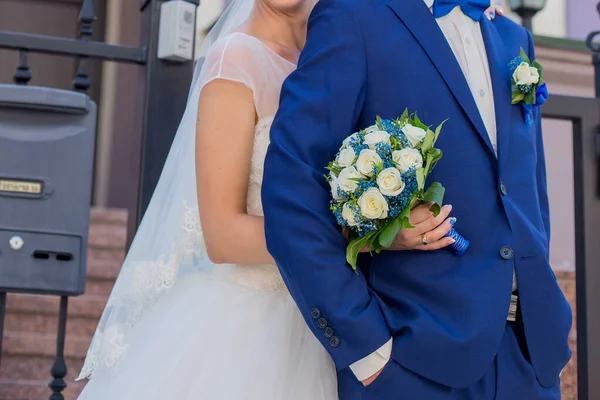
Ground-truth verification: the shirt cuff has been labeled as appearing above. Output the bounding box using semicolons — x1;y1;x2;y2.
348;338;393;381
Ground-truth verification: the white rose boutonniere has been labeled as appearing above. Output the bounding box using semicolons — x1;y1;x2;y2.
510;48;548;124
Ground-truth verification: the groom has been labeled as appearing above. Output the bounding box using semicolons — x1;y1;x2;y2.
262;0;572;398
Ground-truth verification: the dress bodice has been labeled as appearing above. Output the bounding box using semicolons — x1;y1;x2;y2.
246;117;273;217
227;116;288;291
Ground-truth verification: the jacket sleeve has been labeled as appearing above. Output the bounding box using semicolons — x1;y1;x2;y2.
261;0;391;371
527;31;551;254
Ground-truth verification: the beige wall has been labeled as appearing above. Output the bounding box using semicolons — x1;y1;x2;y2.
498;0;567;37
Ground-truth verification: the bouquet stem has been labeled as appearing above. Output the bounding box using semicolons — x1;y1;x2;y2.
445;228;469;256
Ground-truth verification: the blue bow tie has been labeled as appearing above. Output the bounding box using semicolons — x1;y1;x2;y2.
432;0;489;21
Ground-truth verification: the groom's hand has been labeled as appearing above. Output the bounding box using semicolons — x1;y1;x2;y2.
361;363;387;387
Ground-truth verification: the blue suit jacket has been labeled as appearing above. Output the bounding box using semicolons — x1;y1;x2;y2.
262;0;572;389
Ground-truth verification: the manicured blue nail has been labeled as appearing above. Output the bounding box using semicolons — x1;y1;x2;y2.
450;217;457;226
489;11;495;18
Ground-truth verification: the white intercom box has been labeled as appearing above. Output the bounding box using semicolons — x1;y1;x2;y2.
157;0;198;62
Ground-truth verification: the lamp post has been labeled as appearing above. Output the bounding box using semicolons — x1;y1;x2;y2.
508;0;547;31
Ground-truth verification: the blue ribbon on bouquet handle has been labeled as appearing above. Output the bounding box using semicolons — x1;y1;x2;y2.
444;228;470;256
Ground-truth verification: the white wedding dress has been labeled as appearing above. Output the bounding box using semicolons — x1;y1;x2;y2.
77;32;338;399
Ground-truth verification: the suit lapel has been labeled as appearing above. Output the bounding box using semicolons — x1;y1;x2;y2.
387;0;495;156
480;18;512;172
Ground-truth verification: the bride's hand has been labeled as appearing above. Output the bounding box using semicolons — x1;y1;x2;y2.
388;203;455;251
484;4;504;20
355;203;455;253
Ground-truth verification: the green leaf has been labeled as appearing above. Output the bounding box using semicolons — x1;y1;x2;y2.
423;182;445;215
400;108;409;121
523;90;535;105
423;148;442;177
399;205;414;228
409;193;422;210
433;119;447;145
532;60;545;87
378;218;402;248
512;92;525;104
416;167;425;190
411;114;430;132
346;235;370;272
420;129;435;153
520;47;530;64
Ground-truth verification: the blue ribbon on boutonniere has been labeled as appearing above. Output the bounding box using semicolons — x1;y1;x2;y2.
522;83;548;125
509;48;547;125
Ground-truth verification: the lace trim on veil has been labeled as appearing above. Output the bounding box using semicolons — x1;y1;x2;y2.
77;201;203;380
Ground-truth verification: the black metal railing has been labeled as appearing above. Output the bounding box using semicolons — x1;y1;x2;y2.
0;1;147;93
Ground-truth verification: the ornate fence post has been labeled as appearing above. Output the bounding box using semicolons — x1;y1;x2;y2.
73;0;96;92
13;50;32;85
585;2;600;197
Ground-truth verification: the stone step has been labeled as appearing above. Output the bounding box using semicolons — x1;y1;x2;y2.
3;312;99;338
0;355;84;385
88;220;127;251
4;293;108;320
2;331;91;359
89;208;128;226
0;378;87;400
86;248;124;283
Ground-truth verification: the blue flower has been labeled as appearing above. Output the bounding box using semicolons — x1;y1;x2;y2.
375;142;393;160
509;56;527;74
517;84;532;94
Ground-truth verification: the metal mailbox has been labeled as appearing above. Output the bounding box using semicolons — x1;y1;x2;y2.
0;84;96;295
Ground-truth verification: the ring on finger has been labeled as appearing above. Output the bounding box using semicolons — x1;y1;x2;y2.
421;233;428;245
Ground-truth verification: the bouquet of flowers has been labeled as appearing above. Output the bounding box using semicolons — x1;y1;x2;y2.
326;110;469;270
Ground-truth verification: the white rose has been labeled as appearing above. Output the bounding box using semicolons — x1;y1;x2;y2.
337;166;362;192
358;187;389;220
342;203;359;227
392;148;423;173
364;130;391;149
402;124;427;147
513;62;540;86
328;173;342;201
356;149;382;177
364;125;380;135
336;147;356;167
376;168;406;197
342;133;361;148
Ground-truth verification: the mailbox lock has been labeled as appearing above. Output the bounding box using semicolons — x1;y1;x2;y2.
9;236;24;251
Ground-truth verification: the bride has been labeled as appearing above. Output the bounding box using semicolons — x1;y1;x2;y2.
76;0;502;397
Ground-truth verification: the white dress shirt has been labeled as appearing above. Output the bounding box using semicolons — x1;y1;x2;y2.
349;1;517;382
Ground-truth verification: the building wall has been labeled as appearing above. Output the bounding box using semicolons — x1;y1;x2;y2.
498;0;566;37
567;0;600;41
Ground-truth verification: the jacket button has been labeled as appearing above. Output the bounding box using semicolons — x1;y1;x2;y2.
317;317;328;329
329;336;341;348
500;246;514;260
324;327;334;338
499;181;508;196
311;308;321;319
